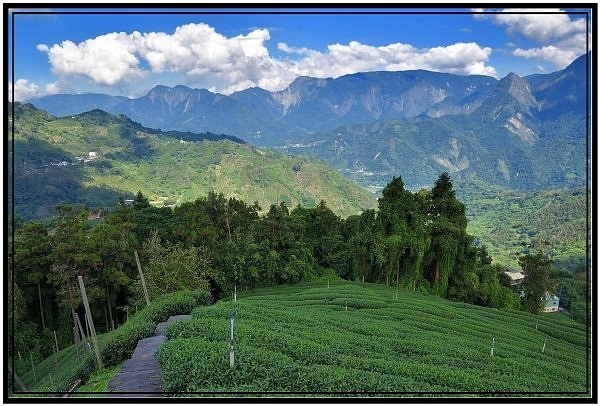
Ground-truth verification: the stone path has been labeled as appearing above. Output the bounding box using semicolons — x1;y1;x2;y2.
106;314;192;397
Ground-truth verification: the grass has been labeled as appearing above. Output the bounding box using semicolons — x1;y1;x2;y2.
8;290;211;398
74;366;121;395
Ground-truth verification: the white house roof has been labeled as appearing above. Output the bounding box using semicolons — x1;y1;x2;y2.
506;271;525;281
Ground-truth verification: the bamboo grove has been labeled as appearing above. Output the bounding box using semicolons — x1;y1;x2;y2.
10;172;552;362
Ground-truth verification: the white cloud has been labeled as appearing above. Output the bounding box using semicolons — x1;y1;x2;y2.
493;9;584;42
36;22;497;96
9;79;64;102
483;9;589;69
9;79;41;101
41;32;146;85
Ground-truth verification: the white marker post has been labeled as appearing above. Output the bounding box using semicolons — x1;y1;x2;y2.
542;338;547;353
229;311;236;368
490;337;495;356
345;300;348;312
234;284;237;302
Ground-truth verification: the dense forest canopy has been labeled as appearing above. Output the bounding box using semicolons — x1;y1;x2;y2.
9;173;587;365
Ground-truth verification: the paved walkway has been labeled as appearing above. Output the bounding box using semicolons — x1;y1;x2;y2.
106;314;192;397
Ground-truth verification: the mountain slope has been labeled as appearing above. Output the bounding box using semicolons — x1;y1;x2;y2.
280;54;588;191
9;103;376;221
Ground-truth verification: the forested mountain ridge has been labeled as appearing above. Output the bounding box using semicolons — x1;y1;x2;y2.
31;53;590;191
8;103;376;221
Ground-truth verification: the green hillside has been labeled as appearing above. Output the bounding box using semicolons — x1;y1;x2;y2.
158;280;589;396
9;103;376;220
458;180;588;271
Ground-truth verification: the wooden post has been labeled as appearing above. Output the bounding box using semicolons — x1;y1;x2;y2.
134;251;151;306
77;276;103;369
7;364;28;392
84;312;91;338
37;282;46;330
73;327;80;359
73;311;88;350
53;330;59;353
30;353;37;383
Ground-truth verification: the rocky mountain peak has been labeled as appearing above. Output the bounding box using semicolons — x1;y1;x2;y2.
497;73;538;109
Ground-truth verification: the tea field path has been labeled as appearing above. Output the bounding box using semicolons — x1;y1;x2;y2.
106;314;191;397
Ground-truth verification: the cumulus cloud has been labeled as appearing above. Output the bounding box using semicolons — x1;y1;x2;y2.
287;41;496;78
9;79;63;102
41;32;146;85
35;22;498;96
9;79;40;101
481;9;589;69
493;9;585;42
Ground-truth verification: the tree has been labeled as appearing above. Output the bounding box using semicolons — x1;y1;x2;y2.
425;172;469;297
291;201;344;271
519;249;553;313
135;232;211;303
13;222;52;330
345;210;383;283
87;221;138;331
377;176;414;286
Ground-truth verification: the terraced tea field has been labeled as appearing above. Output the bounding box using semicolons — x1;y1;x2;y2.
157;280;590;397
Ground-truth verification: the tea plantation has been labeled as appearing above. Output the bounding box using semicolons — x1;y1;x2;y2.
157;280;590;397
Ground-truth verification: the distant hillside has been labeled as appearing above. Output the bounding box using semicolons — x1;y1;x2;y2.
9;103;376;221
458;180;587;271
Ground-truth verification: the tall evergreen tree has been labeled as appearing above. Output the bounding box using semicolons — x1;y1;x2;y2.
426;172;469;297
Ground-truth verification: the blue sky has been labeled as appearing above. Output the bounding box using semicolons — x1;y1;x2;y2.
7;6;592;101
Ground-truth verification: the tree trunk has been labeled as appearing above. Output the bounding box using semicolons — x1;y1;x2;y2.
37;281;46;330
103;304;109;332
106;285;114;331
434;255;441;285
225;215;232;242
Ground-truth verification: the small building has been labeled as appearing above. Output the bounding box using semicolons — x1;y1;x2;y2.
505;268;525;286
543;293;560;312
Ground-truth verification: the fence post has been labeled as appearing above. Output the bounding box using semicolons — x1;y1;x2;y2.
77;276;103;369
134;251;151;306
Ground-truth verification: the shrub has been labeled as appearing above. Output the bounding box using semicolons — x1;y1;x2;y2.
101;290;212;367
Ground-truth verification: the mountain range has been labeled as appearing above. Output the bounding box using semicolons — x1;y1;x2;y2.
9;103;376;221
31;53;590;191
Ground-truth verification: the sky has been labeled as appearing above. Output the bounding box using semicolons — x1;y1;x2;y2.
7;6;593;102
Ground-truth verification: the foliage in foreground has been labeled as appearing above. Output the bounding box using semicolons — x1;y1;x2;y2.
157;281;589;396
10;290;211;395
